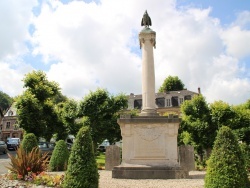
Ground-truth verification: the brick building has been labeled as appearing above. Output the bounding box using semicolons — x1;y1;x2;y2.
0;103;23;142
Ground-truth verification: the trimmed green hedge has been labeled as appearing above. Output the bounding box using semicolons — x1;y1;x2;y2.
49;140;69;171
21;133;38;153
63;126;99;188
205;126;249;188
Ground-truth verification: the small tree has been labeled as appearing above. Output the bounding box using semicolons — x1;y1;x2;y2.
49;140;69;171
158;75;185;92
205;126;249;188
63;126;99;188
21;133;38;153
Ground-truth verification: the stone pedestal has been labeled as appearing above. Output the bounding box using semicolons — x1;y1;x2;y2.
112;115;188;179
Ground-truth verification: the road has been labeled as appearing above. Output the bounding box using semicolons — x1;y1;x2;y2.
0;150;16;175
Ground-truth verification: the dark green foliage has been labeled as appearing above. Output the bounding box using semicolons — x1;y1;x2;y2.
63;126;99;188
16;70;67;141
240;142;250;172
21;133;38;153
78;89;127;148
49;140;69;171
205;126;249;188
0;90;13;111
158;75;185;92
180;95;214;161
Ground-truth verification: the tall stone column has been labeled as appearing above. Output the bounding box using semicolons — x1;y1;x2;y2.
139;28;158;116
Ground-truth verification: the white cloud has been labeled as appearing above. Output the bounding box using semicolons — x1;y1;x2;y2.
0;0;249;105
0;0;37;96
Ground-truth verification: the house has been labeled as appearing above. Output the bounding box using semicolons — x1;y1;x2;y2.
0;103;23;142
0;107;3;132
127;88;200;115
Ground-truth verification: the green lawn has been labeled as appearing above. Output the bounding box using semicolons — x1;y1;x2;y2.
96;152;105;169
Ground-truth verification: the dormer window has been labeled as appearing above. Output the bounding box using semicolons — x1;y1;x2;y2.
8;110;13;116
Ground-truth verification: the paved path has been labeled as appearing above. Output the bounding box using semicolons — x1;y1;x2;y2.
0;150;15;175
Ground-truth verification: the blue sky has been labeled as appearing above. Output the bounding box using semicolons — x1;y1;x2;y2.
0;0;249;105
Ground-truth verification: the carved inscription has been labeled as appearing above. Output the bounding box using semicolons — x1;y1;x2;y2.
134;124;165;141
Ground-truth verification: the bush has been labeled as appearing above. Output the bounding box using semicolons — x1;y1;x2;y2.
240;142;250;173
63;126;99;188
21;133;38;153
205;126;249;188
7;147;49;180
49;140;69;171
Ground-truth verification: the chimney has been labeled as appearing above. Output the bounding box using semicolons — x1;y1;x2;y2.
198;87;201;94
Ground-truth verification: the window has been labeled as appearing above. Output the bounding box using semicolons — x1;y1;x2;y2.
134;99;142;109
184;95;191;100
166;99;171;107
8;111;13;116
6;122;10;129
179;98;184;105
156;98;165;107
171;96;179;107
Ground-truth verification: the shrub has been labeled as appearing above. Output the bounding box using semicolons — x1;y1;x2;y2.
205;126;249;188
49;140;69;171
240;142;250;172
63;126;99;188
7;146;49;180
21;133;38;153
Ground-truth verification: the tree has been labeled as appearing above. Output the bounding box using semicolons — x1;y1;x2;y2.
210;100;236;130
0;91;13;111
56;99;82;136
78;89;127;148
232;103;250;144
180;95;215;161
205;126;249;188
63;126;99;188
210;100;250;145
16;70;66;141
158;75;185;92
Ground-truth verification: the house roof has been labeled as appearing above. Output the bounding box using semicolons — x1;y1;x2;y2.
129;89;199;100
4;102;18;117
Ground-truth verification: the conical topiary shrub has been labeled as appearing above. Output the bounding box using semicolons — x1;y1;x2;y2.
205;126;249;188
21;133;38;153
49;140;69;171
63;126;99;188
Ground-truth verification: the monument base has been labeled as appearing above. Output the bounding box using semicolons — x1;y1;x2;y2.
112;164;188;179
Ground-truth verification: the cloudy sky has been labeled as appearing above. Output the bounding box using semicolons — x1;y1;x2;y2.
0;0;250;105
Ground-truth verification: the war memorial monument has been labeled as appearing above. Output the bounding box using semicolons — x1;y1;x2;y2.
112;11;188;179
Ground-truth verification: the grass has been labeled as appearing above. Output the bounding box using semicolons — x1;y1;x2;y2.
96;152;105;170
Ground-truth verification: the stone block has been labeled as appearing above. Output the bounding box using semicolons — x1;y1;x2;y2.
178;145;195;171
105;145;121;171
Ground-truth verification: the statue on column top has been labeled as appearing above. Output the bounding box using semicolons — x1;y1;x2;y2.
141;10;152;27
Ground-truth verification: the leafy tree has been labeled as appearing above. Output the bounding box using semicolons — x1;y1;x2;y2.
158;75;185;92
180;95;214;161
205;126;249;188
0;91;13;111
78;89;127;148
56;99;82;136
210;100;236;129
232;104;250;144
49;140;69;171
16;70;66;141
63;126;99;188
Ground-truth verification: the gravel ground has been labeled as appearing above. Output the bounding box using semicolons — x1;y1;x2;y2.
0;170;205;188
